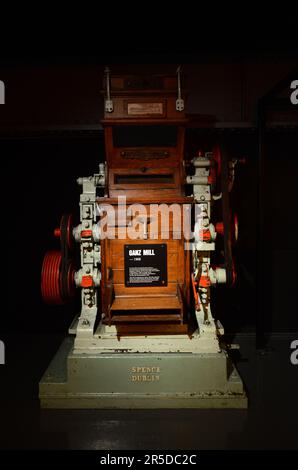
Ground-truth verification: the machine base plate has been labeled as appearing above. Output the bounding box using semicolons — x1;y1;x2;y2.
39;337;247;409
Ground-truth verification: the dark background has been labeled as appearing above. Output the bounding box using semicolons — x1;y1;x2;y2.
0;17;297;449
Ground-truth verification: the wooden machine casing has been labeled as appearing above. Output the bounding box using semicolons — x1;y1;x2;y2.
98;74;193;334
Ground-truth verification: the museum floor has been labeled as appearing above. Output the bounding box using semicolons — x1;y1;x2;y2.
0;332;297;450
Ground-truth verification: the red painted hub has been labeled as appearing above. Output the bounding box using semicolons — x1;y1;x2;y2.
53;214;74;250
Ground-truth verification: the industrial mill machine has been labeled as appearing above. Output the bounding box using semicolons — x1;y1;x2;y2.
39;68;247;408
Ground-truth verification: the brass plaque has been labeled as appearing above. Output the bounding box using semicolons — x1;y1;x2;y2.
127;102;163;116
120;150;169;160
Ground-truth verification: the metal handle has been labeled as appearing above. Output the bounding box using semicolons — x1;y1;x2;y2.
176;65;184;111
104;66;113;113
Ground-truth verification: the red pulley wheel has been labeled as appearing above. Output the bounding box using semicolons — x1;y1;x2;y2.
66;260;76;300
232;256;237;286
233;213;238;244
215;212;239;245
41;251;64;305
212;144;222;181
64;214;74;251
54;214;74;251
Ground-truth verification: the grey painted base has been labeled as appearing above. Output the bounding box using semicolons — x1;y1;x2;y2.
39;337;247;409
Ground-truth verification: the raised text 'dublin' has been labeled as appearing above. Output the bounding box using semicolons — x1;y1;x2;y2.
131;366;161;382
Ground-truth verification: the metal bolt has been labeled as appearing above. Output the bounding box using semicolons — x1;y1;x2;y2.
84;221;90;228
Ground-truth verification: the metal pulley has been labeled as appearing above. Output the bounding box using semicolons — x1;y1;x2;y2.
215;212;238;245
218;145;237;286
54;214;74;251
41;214;76;305
41;251;75;304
